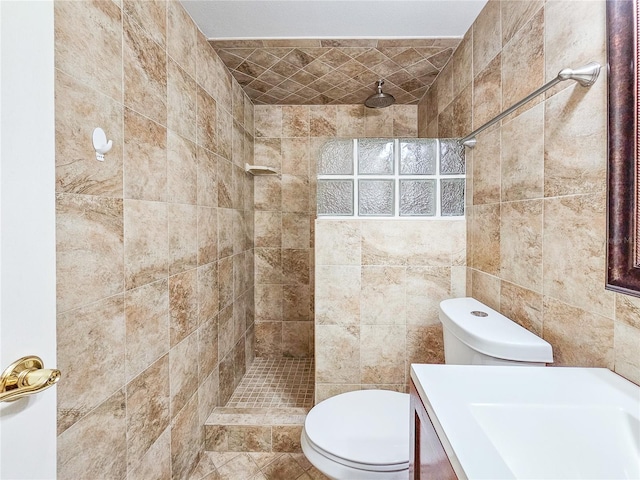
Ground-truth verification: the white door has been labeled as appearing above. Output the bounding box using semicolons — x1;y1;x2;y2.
0;1;57;478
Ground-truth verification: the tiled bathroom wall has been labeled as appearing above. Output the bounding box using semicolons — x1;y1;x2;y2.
314;219;466;402
54;1;255;478
419;0;639;385
252;104;418;357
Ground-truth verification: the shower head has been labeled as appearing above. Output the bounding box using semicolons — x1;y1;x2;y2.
364;80;395;109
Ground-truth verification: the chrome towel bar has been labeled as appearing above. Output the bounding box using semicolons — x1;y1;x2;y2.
459;62;601;148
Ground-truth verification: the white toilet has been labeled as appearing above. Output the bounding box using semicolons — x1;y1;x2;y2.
301;297;553;480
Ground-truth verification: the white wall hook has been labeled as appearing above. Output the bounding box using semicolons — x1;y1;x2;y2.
92;127;112;161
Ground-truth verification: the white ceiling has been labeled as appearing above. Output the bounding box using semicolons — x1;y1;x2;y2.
181;0;489;39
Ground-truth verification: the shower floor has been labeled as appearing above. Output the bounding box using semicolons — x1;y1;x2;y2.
204;358;314;454
226;357;314;408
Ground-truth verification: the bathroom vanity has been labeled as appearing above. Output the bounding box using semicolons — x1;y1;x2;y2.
410;364;640;480
409;380;457;479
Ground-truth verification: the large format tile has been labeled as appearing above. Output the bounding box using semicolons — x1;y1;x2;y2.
126;355;170;470
500;200;543;292
124;199;168;290
57;295;125;434
55;72;123;197
542;194;614;318
125;279;169;381
55;0;122;101
543;297;614;368
123;14;167;126
360;266;406;325
56;193;124;313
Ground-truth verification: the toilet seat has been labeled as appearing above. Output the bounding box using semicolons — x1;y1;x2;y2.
303;390;410;473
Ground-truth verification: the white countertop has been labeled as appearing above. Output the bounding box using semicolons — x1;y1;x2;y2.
410;364;640;480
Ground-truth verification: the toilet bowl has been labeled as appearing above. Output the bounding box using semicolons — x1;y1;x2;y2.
301;390;410;480
303;297;553;479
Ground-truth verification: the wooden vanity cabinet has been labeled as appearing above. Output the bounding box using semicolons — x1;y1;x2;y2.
409;380;458;480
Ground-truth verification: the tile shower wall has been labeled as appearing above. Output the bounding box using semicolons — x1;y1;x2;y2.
314;219;466;402
253;104;418;358
419;0;640;385
55;1;255;478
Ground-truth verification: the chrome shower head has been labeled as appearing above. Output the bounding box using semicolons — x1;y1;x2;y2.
364;79;395;109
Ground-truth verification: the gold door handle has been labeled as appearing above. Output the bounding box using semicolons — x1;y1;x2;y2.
0;356;61;403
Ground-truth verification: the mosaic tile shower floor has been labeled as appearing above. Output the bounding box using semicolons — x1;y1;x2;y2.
225;358;314;408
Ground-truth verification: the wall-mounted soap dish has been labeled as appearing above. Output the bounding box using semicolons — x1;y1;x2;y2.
245;163;278;175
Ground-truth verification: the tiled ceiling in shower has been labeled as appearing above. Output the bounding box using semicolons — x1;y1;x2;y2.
209;38;461;105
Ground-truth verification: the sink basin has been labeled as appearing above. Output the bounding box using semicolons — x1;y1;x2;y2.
470;404;639;479
411;365;640;480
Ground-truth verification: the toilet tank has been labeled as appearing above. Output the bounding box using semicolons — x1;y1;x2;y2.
439;297;553;366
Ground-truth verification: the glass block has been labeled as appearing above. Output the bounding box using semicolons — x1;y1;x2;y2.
317;180;354;216
358;139;394;175
440;139;465;174
317;139;354;175
399;180;437;216
441;179;465;216
358;180;394;216
400;139;436;175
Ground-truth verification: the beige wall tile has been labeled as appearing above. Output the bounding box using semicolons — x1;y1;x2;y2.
501;103;544;201
283;106;309;137
58;389;127;480
315;325;360;383
500;281;543;336
502;8;544;116
170;393;201;479
128;428;171;480
392;105;418;138
273;425;303;453
310;106;337;137
255;106;282;138
471;204;500;275
471;269;501;311
198;262;219;323
406;267;451;326
282;138;310;176
124;200;168;289
167;58;197;142
472;126;501;204
168;203;198;275
169;269;199;346
55;0;123;102
544;0;606;85
406;324;445;366
125;280;169;381
543;194;614;318
55;72;124;197
360;325;406;385
364;108;393;137
282;322;312;357
473;54;502;131
197;86;218;153
168;133;198;205
614;321;640;385
336;105;365;137
315;265;360;326
123;14;167;125
315;220;361;265
500;200;543;292
167;0;196;78
56;194;124;313
543;297;614;368
256;284;283;322
501;0;543;47
169;331;200;419
255;321;283;357
473;0;501;73
361;266;406;325
124;108;167;201
615;294;640;330
57;295;125;434
123;0;166;48
544;79;607;197
126;355;170;470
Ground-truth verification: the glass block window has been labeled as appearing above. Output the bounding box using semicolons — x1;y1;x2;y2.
317;138;465;218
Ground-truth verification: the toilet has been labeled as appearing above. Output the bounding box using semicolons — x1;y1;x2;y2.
301;297;553;480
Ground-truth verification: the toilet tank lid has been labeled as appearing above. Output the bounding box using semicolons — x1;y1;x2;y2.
439;297;553;363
